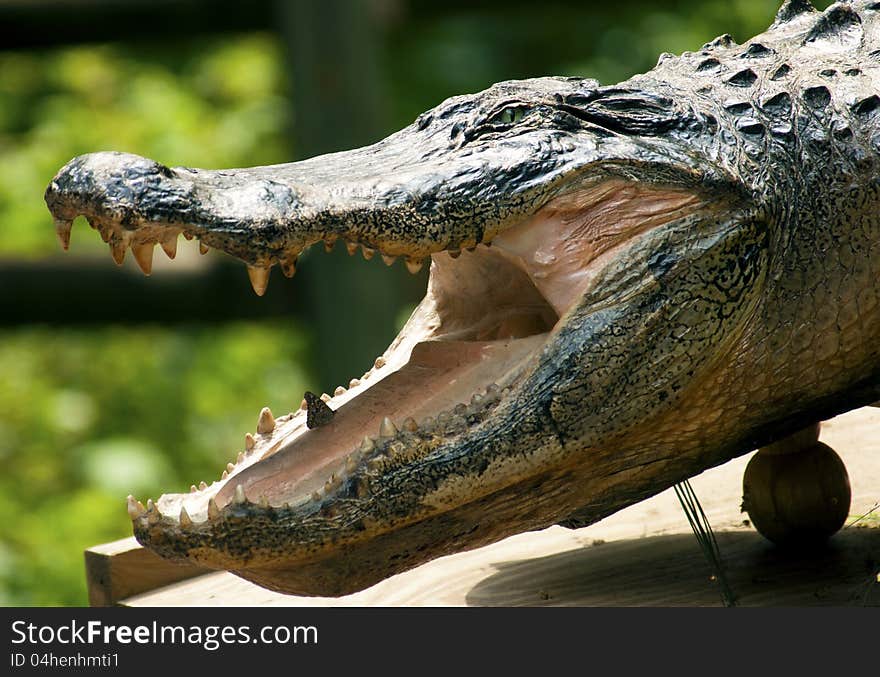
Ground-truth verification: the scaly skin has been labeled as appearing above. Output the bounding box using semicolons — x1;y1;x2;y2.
45;1;880;596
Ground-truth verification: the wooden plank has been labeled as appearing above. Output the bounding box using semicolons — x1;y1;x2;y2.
92;406;880;607
84;536;211;607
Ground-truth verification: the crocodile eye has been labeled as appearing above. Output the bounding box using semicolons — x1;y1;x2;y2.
496;106;528;124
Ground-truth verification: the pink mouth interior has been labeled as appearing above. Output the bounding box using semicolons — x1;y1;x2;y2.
156;178;705;521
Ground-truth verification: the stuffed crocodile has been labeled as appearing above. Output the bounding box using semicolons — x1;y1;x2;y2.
44;0;880;596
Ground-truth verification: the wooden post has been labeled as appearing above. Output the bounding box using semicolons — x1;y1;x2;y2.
84;537;210;606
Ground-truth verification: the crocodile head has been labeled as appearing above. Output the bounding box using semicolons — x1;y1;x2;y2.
44;3;880;595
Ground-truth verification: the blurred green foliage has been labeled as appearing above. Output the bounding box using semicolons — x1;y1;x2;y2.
0;323;309;605
0;34;289;257
0;0;835;605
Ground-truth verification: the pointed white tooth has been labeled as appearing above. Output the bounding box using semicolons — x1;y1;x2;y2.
226;462;235;473
245;433;255;451
199;481;207;491
54;217;73;250
334;386;346;396
234;484;246;504
259;494;269;509
160;233;178;259
300;398;308;410
381;253;396;266
320;393;331;403
405;258;423;274
126;495;145;519
257;406;276;434
361;246;375;260
349;378;360;388
179;506;193;528
360;436;375;452
403;417;418;432
246;265;271;296
146;499;160;523
109;238;126;265
131;243;154;275
199;241;209;255
379;416;398;438
237;451;245;464
345;242;358;256
190;484;198;493
208;497;220;520
311;491;321;503
374;356;386;369
221;469;228;480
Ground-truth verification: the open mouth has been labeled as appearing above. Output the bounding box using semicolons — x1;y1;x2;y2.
48;172;702;526
46;150;709;592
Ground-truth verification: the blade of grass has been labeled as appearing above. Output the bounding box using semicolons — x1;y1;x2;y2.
674;479;736;607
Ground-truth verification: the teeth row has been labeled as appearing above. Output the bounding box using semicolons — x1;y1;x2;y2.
55;215;479;299
129;380;507;528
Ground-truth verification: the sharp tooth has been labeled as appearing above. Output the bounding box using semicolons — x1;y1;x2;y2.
246;265;271;296
360;436;375;452
346;242;358;256
126;495;145;519
190;484;198;493
199;241;209;255
160;233;178;259
280;257;297;278
374;356;386;369
403;417;418;432
299;398;308;411
146;499;160;523
361;246;375;260
259;495;269;509
245;433;255;451
221;470;228;480
199;481;207;491
334;386;346;396
54;217;73;250
234;484;246;504
379;416;398;438
208;497;220;520
179;506;193;528
257;406;276;434
311;491;321;503
349;378;360;388
226;462;235;473
381;253;396;266
448;249;461;259
236;451;245;463
131;243;154;275
405;258;423;274
109;238;126;265
345;455;357;472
